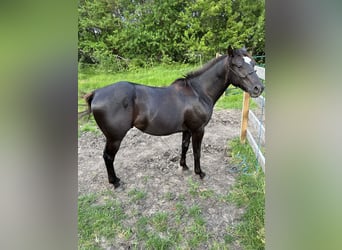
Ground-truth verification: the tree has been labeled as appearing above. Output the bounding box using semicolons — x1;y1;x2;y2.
179;0;265;60
78;0;265;70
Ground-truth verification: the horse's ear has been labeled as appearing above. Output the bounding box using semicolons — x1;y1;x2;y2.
241;46;248;53
227;45;234;57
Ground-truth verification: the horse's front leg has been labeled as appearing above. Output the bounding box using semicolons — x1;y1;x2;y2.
192;128;206;179
180;130;191;170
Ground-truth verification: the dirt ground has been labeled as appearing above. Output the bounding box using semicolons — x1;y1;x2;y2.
78;109;245;249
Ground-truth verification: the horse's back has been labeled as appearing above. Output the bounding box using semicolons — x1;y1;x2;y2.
91;81;135;109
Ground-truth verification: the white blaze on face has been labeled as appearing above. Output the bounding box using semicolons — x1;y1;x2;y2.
243;56;252;65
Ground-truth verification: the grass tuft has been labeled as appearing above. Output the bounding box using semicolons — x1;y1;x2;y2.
128;188;147;203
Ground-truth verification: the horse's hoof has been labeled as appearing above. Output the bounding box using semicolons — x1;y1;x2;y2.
114;181;126;191
113;182;121;189
111;178;121;189
199;172;206;179
182;165;189;171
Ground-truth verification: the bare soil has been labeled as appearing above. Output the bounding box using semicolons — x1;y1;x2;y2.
78;109;245;249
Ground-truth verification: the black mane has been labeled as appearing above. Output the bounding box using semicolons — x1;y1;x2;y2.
171;55;227;85
185;55;227;79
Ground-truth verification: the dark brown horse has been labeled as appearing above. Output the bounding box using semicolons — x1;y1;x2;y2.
82;46;264;188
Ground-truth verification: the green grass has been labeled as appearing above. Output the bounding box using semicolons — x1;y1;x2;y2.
226;138;265;249
78;63;194;93
217;86;258;110
78;194;127;249
187;178;216;199
128;188;147;202
78;191;214;249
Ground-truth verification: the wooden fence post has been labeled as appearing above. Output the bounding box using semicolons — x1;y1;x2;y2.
240;92;250;143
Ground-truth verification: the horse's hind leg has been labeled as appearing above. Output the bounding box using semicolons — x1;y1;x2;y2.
103;139;122;188
192;128;206;179
180;130;191;170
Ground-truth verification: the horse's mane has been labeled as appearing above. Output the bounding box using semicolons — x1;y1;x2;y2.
171;55;227;85
185;55;227;79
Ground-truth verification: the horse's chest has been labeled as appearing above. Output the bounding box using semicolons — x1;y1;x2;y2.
184;103;213;130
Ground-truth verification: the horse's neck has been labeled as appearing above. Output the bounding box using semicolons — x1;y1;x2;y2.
192;59;230;104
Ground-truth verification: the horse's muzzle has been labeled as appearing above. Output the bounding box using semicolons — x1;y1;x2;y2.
251;84;264;97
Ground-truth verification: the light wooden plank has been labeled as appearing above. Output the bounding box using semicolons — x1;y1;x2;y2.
240;92;250;143
246;130;265;172
241;64;265;171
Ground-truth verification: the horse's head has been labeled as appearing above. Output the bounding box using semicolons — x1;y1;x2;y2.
227;46;264;97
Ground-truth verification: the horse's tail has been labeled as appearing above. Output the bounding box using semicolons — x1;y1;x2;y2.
78;91;94;119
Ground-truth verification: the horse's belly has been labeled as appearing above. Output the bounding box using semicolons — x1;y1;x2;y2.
134;112;184;136
142;124;184;136
133;88;187;135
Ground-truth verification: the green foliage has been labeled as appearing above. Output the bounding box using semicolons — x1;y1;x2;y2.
181;0;265;61
78;0;265;71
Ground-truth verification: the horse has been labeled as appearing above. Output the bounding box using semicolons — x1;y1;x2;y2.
81;46;264;188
